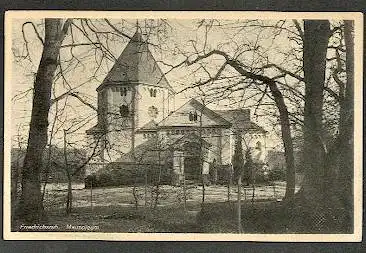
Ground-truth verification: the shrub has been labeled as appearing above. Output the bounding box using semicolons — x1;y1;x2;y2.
268;166;286;181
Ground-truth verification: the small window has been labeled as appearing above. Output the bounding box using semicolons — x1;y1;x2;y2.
256;141;262;149
189;111;198;121
119;105;129;117
148;106;159;118
120;87;127;96
149;88;157;97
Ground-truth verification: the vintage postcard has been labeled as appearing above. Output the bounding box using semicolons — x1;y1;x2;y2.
3;11;363;241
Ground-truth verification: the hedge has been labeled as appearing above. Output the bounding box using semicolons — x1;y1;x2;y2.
85;162;172;188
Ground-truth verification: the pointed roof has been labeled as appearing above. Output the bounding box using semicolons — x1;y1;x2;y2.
97;30;174;92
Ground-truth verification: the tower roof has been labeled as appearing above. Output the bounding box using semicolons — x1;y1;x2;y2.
97;30;174;92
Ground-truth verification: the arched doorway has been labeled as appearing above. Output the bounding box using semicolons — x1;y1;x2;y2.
170;133;211;185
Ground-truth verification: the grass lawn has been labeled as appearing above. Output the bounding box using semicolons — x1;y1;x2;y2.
13;181;301;233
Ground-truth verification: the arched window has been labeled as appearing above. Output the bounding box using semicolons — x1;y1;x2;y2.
119;105;129;117
149;88;157;97
256;141;262;150
189;111;198;121
120;87;128;96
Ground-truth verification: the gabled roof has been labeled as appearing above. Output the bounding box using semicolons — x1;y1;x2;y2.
136;120;158;132
157;98;231;128
214;109;250;123
214;109;267;133
97;30;174;92
189;99;232;126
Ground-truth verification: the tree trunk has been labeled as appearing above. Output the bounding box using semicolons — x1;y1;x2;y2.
337;20;354;231
268;83;296;200
18;19;68;223
220;58;297;201
302;20;330;200
66;170;72;214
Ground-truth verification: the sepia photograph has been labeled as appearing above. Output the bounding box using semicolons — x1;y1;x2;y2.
3;11;363;241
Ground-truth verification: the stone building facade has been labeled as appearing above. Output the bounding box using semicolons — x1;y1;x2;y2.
86;30;268;184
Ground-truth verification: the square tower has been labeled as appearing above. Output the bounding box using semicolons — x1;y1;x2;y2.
86;30;175;162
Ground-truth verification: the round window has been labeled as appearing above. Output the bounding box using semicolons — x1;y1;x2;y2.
148;106;159;118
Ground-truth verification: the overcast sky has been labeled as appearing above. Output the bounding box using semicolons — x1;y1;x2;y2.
10;18;307;149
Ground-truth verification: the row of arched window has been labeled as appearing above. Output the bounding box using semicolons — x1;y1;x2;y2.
143;133;157;139
111;86;159;98
149;88;157;97
165;128;220;136
111;86;129;96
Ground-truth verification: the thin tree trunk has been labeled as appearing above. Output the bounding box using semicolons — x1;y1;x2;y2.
144;168;148;208
154;151;162;209
12;143;22;204
66;171;72;214
63;130;72;215
202;178;205;203
237;175;242;233
18;19;70;223
183;173;187;212
219;57;297;201
267;83;295;200
227;173;231;202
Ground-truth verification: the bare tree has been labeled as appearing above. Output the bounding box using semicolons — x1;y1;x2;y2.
301;20;331;200
14;18;168;223
166;20;297;200
295;19;354;232
18;19;72;223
